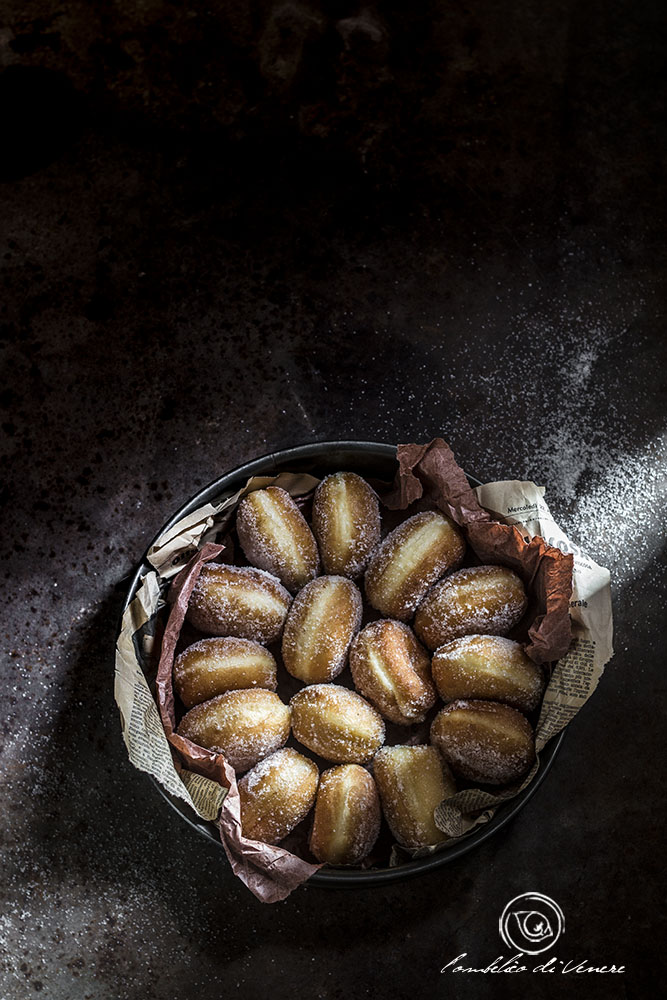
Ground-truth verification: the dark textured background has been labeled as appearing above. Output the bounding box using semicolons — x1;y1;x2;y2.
1;2;666;997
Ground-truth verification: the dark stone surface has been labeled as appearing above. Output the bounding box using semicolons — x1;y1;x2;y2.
1;2;665;997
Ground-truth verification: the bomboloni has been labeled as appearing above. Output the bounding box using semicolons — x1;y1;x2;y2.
430;699;535;785
349;619;436;725
290;684;385;764
364;511;466;621
309;764;381;865
414;564;527;650
282;575;363;684
373;745;456;848
173;636;277;708
238;748;319;845
312;471;381;578
186;563;291;644
236;486;320;592
176;688;290;771
431;634;544;713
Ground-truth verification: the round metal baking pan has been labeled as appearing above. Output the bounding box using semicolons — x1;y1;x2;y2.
121;440;564;888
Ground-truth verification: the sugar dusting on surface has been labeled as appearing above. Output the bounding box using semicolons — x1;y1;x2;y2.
312;472;381;578
282;576;362;682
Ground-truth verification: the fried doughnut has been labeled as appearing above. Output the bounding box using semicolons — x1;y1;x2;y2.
176;689;290;771
373;745;456;848
309;764;381;865
364;511;466;621
312;472;381;578
430;699;535;785
185;563;291;643
236;486;320;592
173;637;277;708
290;684;385;763
414;564;528;651
238;748;319;845
431;635;544;713
349;619;436;725
282;576;363;684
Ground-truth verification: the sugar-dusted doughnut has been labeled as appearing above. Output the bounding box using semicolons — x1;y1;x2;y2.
430;699;535;785
290;684;385;764
349;619;436;725
431;634;544;713
173;637;277;708
282;575;363;684
311;471;381;578
364;511;466;621
176;689;290;771
185;563;291;643
238;748;319;845
236;486;320;592
309;764;381;865
414;564;527;651
373;745;456;848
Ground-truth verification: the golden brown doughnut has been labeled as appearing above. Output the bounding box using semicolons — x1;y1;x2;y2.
431;634;544;713
373;745;456;848
311;471;381;578
238;748;319;845
173;636;277;708
186;563;291;643
364;511;466;621
290;684;385;764
236;486;320;592
430;699;535;785
176;689;290;771
414;564;527;651
282;575;363;684
309;764;381;865
349;619;436;725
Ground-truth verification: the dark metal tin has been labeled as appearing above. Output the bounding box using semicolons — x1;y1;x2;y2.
121;440;564;888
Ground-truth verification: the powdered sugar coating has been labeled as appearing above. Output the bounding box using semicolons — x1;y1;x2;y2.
349;619;436;725
173;636;277;708
238;748;319;845
364;511;466;621
185;563;292;643
290;684;385;763
432;634;544;712
236;486;320;593
414;564;528;651
176;688;290;771
373;745;456;847
312;472;381;578
282;575;363;683
430;699;535;785
309;765;381;865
